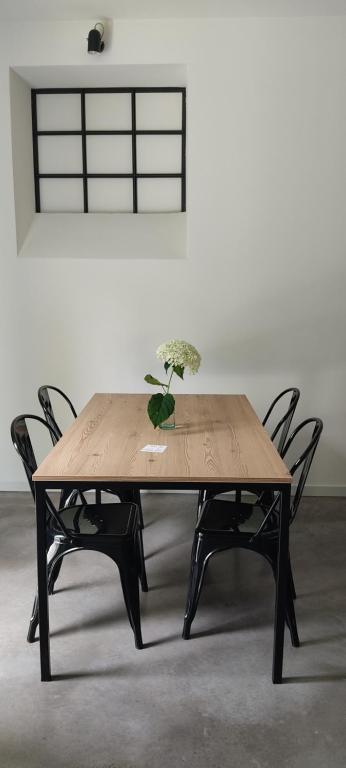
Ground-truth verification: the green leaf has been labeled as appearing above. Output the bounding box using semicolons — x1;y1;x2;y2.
164;362;171;373
144;374;165;387
173;365;184;379
147;393;175;428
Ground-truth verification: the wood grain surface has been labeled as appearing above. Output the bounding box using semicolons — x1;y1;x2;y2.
33;393;292;484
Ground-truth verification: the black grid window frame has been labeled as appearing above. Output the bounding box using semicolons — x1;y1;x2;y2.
31;87;186;214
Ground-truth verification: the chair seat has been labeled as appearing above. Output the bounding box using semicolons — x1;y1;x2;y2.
199;499;255;532
51;502;138;540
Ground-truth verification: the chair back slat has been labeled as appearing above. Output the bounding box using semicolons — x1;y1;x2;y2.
263;388;300;454
38;385;77;444
282;418;323;522
10;414;70;537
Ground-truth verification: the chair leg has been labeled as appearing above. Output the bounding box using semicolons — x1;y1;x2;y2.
48;556;63;595
27;537;64;642
137;528;148;592
134;490;144;529
286;587;300;647
268;552;299;647
196;491;217;522
27;594;39;643
196;490;205;521
258;489;275;509
288;559;297;600
95;489;102;505
183;535;210;639
197;490;204;507
47;537;68;594
59;487;71;508
27;537;71;642
118;561;143;650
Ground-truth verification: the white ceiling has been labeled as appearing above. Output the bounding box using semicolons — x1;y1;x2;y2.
2;0;346;22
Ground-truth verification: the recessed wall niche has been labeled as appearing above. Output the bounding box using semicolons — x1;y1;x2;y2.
10;65;187;259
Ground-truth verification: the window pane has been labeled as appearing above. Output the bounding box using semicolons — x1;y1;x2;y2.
85;93;132;130
137;179;181;212
88;179;133;212
36;94;81;131
40;179;83;212
38;135;82;174
86;135;132;173
136;135;181;174
136;92;182;130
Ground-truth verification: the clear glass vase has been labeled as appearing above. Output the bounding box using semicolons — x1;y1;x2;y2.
159;411;176;430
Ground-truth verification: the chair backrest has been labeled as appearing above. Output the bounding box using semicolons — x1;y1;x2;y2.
262;388;300;455
282;417;323;522
38;385;77;445
10;414;60;519
11;414;72;537
253;417;323;540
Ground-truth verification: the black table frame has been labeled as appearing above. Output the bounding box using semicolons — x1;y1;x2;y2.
34;479;291;683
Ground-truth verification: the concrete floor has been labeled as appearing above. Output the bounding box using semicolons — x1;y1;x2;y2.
1;491;346;768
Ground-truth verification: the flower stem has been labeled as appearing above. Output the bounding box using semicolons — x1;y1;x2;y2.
166;367;174;394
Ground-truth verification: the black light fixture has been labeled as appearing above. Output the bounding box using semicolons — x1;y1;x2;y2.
87;23;105;54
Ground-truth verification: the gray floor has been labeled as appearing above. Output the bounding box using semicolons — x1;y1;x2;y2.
1;492;346;768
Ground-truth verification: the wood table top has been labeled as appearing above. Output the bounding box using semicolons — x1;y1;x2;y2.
33;393;292;485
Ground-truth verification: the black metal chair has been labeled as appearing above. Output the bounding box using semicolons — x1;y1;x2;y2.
38;385;144;527
11;414;148;651
183;418;323;648
197;387;300;516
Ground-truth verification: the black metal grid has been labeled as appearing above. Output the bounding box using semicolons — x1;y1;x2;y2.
31;87;186;214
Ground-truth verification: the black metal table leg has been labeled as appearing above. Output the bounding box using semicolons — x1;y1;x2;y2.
272;484;291;684
36;482;51;681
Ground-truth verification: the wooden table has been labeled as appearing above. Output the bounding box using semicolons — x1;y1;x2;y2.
33;393;292;683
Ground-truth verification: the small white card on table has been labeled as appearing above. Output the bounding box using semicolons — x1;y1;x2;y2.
140;444;167;453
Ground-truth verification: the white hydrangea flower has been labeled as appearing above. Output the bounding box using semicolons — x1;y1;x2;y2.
156;340;201;374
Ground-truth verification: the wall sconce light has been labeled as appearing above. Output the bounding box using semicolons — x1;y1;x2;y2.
87;23;105;54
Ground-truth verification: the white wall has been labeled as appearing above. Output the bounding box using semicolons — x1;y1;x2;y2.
9;70;35;252
1;17;346;492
